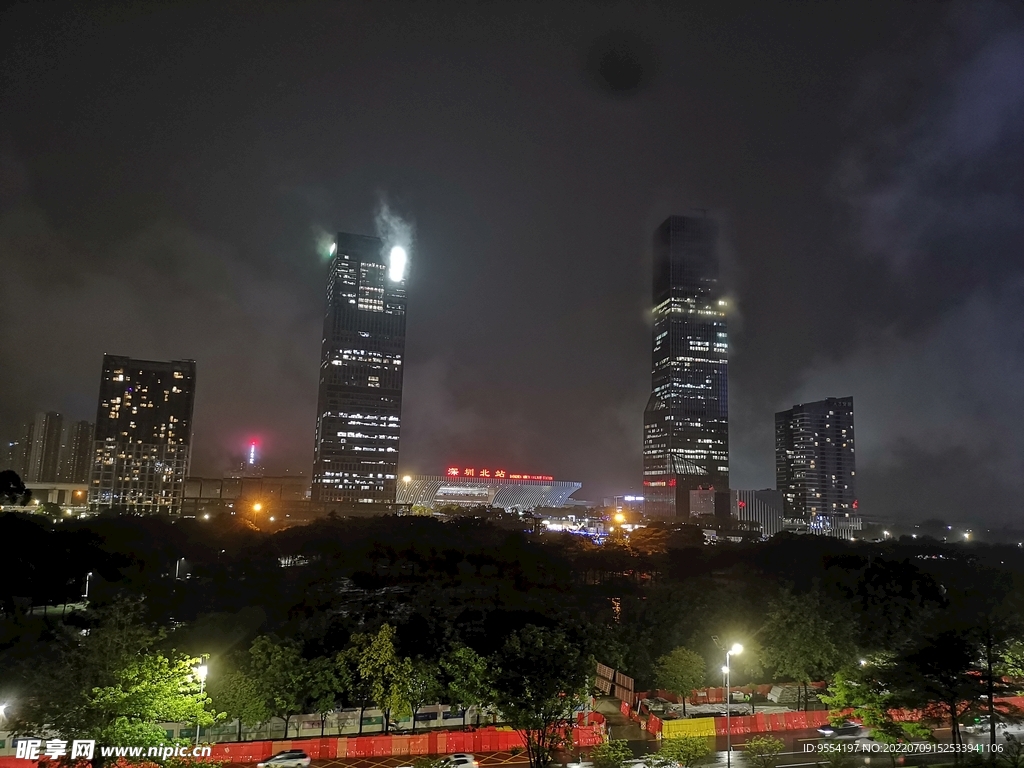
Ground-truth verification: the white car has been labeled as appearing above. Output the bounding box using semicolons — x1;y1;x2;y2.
257;750;311;768
441;754;479;768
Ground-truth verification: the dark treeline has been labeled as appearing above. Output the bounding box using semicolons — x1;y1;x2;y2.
3;510;1024;696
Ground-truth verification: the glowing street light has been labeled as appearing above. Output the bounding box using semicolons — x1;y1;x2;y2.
329;242;337;256
252;503;262;512
194;664;208;746
0;703;8;720
614;513;626;523
724;643;743;768
402;475;412;483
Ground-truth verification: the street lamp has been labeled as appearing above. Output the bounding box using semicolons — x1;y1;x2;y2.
194;664;208;746
724;643;743;768
83;572;93;600
252;503;262;512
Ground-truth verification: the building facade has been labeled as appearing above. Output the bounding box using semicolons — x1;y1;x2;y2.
775;396;856;517
89;355;197;513
643;215;729;518
64;420;95;483
397;473;582;511
312;232;407;507
17;411;65;483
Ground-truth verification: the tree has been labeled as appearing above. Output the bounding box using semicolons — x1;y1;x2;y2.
8;598;216;756
658;736;711;768
356;623;412;733
0;470;30;505
654;647;705;715
248;636;307;739
487;625;593;768
306;656;348;736
440;644;490;728
209;669;268;741
820;666;930;767
743;736;785;768
590;740;633;768
406;659;442;733
760;589;849;710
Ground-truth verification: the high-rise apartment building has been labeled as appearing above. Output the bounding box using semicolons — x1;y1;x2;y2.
65;420;95;484
775;397;856;517
89;355;196;513
311;232;407;506
643;215;729;518
18;411;64;483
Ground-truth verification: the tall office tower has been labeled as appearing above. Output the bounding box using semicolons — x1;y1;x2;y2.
643;215;729;518
311;232;408;506
25;411;64;482
65;420;95;483
775;396;856;517
90;355;197;513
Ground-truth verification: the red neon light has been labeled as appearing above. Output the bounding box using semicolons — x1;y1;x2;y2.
852;499;859;510
446;467;553;482
668;478;676;487
737;500;747;509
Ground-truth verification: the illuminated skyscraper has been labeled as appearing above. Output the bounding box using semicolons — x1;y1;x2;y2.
775;396;856;517
89;355;196;513
643;215;729;518
312;232;408;507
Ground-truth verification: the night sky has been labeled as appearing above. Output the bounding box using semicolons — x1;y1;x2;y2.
2;2;1023;523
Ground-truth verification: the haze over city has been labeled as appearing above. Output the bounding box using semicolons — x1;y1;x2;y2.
2;1;1024;523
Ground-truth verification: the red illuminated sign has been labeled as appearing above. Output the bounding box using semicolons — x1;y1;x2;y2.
445;466;553;482
737;500;747;508
852;499;859;510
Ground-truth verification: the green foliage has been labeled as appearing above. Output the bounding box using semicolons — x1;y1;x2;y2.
406;658;443;730
440;644;490;725
743;736;785;768
658;736;711;768
354;623;412;731
654;647;705;712
208;669;268;740
248;635;306;737
590;739;634;768
488;625;593;768
820;666;930;746
760;589;850;705
8;598;216;746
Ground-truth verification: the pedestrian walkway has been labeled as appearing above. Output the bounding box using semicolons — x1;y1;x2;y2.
594;697;648;744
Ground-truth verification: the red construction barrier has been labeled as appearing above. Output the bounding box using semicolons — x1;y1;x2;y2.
620;699;631;717
391;735;411;756
408;735;430;756
647;715;662;736
346;736;372;758
573;725;604;747
785;712;808;730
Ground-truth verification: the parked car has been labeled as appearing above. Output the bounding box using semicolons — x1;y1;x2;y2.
818;720;863;739
257;751;311;768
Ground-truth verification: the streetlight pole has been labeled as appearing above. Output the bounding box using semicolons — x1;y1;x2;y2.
722;643;743;768
194;664;208;746
83;572;93;601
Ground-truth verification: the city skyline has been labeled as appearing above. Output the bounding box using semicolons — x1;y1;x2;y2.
2;3;1022;523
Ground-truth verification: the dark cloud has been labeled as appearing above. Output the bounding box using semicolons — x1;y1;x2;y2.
1;1;1022;523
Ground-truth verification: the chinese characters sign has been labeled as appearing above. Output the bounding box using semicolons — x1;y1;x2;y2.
445;467;554;481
